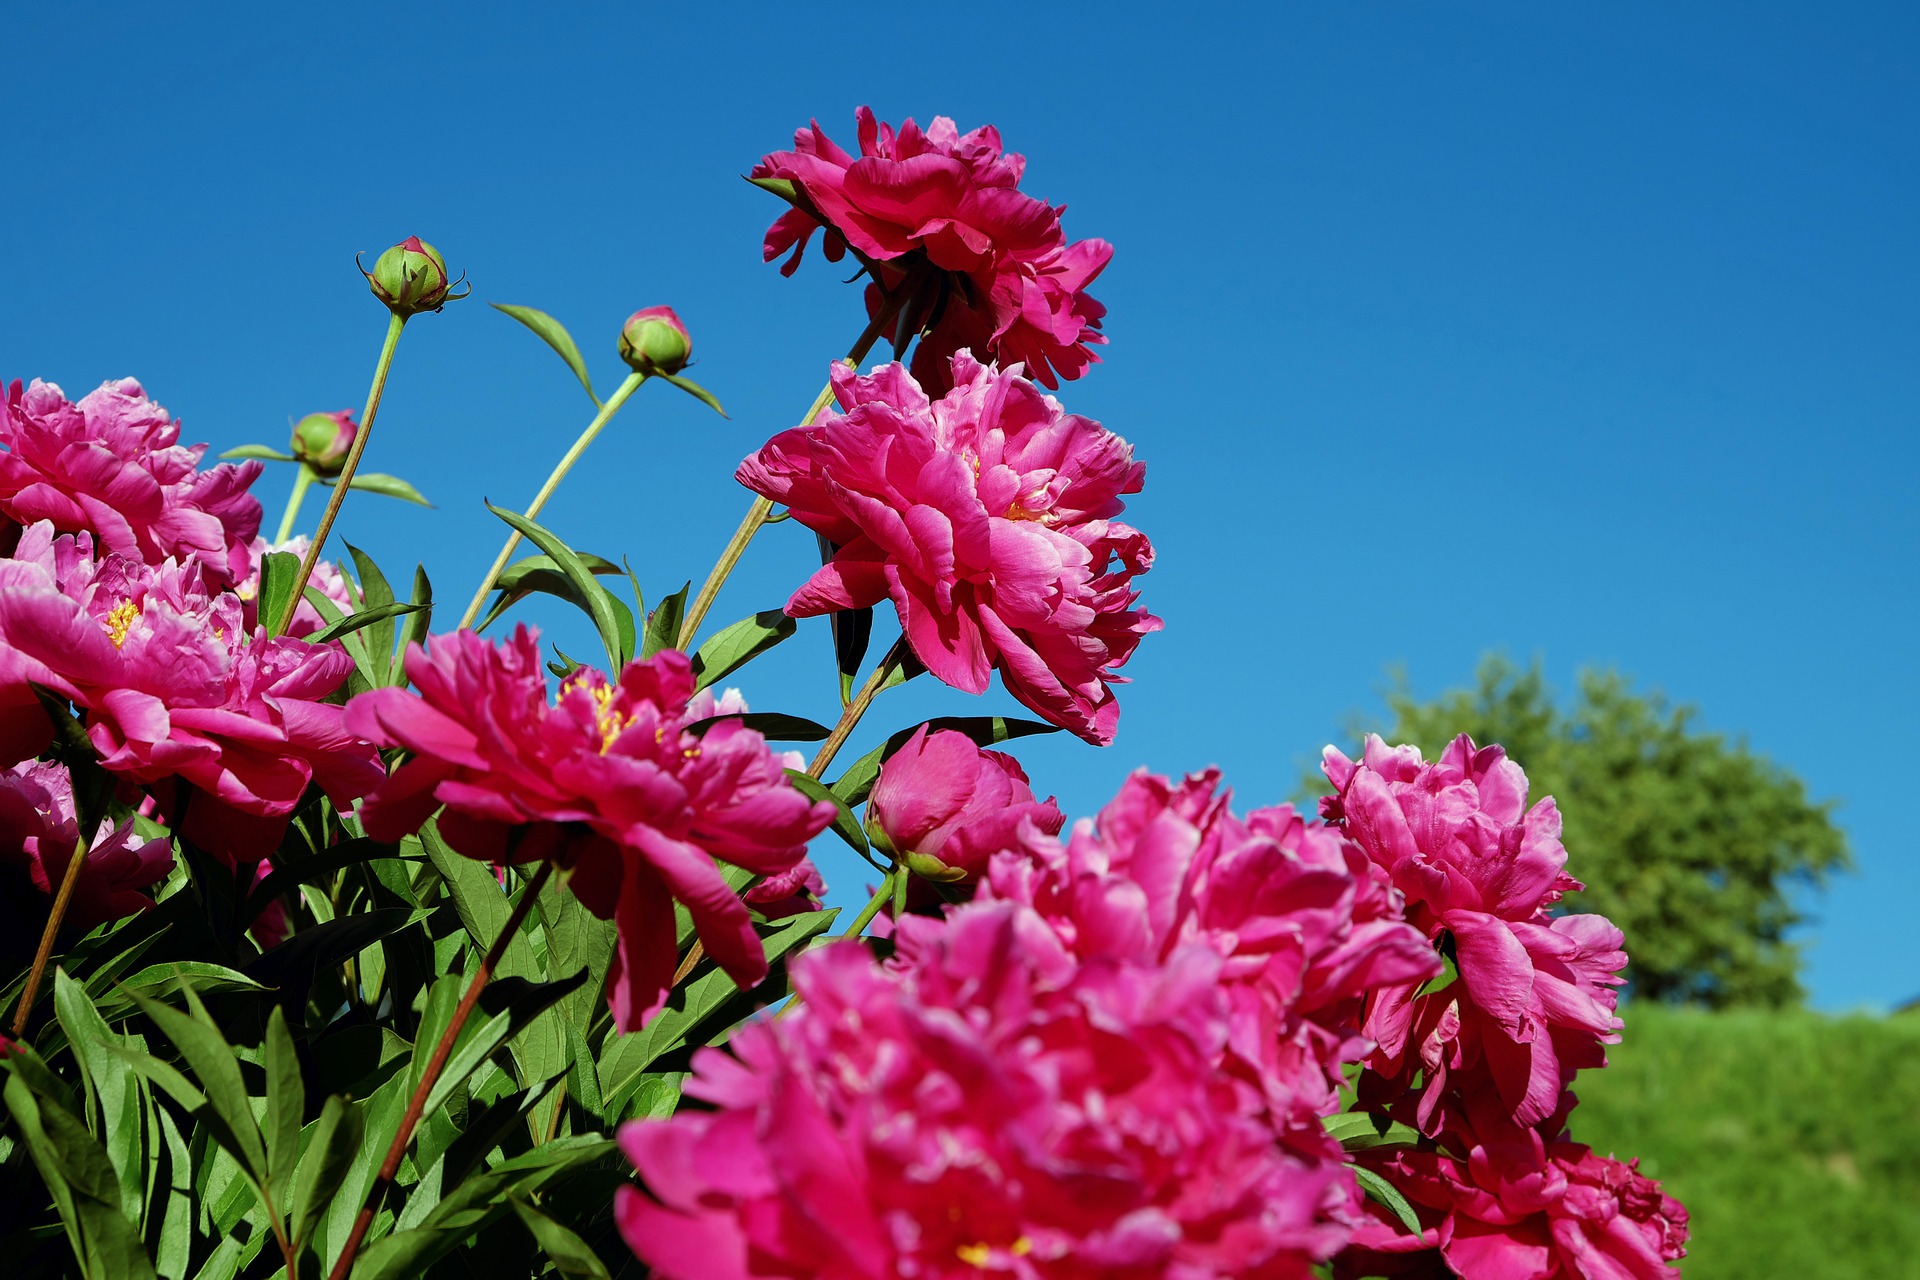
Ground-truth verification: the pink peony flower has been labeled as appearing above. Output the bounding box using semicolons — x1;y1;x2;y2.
985;769;1438;1161
738;353;1160;745
0;760;173;933
1338;1102;1688;1280
618;899;1354;1279
237;536;356;640
247;858;290;950
0;522;383;863
743;856;828;921
868;725;1064;882
753;107;1109;391
1322;735;1627;1131
0;378;262;588
344;627;838;1030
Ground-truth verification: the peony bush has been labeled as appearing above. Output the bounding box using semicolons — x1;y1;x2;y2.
0;108;1685;1279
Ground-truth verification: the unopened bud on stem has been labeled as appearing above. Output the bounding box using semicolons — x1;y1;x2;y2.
289;410;358;476
363;237;466;315
618;306;692;376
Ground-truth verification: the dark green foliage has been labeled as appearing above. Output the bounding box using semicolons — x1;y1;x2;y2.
1344;656;1849;1006
1578;1003;1920;1279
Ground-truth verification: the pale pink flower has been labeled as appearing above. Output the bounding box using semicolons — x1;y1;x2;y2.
0;378;262;588
344;628;837;1030
738;354;1160;744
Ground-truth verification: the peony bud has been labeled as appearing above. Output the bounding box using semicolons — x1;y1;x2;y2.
288;410;358;476
867;727;1063;884
365;236;463;315
618;306;692;375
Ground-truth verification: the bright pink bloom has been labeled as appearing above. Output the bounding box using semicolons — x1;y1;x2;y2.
753;107;1109;390
619;900;1353;1279
986;769;1438;1160
1338;1104;1688;1280
743;857;827;921
738;354;1160;745
0;378;262;588
868;725;1063;882
1322;735;1627;1131
0;522;382;863
237;536;355;640
247;859;291;950
0;761;173;932
344;628;837;1030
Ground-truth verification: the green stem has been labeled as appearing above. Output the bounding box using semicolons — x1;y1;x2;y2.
675;288;918;651
327;860;553;1280
456;371;649;632
806;638;907;779
10;830;89;1037
273;312;407;637
273;464;317;545
839;872;896;942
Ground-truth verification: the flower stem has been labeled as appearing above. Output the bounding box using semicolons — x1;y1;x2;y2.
840;872;896;941
9;830;90;1037
327;859;553;1280
273;312;407;637
273;463;317;545
456;371;649;632
807;638;907;779
675;290;918;651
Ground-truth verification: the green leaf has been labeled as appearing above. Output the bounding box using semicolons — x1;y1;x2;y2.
783;769;878;866
51;972;143;1222
318;1067;409;1274
92;962;265;1022
421;968;590;1116
262;1007;303;1209
486;502;631;667
318;471;433;506
1324;1110;1424;1152
418;824;539;981
289;1093;361;1258
659;371;727;417
128;990;266;1179
4;1073;158;1280
642;582;690;659
491;303;600;407
307;598;424;646
391;563;434;685
478;553;630;641
690;610;796;690
1353;1165;1426;1236
600;909;838;1110
829;715;1061;808
258;551;302;639
344;542;399;660
242;839;403;923
218;443;295;461
509;1198;612;1279
688;711;833;742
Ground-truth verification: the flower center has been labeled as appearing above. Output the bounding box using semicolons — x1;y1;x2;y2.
590;683;627;753
104;599;140;648
955;1238;1032;1268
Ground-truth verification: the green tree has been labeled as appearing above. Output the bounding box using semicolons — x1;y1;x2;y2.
1340;656;1850;1007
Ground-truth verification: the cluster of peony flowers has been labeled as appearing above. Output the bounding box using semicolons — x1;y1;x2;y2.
612;728;1689;1278
739;352;1160;745
753;106;1111;391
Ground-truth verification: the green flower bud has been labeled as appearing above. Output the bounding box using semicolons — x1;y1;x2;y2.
289;409;358;476
363;237;465;315
618;306;692;375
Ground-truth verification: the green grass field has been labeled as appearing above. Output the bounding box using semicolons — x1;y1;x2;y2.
1573;1003;1920;1278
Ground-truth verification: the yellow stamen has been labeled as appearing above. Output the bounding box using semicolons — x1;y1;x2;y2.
590;683;627;752
104;599;140;648
956;1243;991;1268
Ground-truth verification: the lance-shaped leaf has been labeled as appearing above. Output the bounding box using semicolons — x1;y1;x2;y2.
687;711;832;742
479;552;627;635
690;610;796;690
289;1094;361;1259
3;1073;158;1280
643;581;690;658
241;838;400;924
258;551;302;639
492;303;599;406
659;371;726;417
219;443;295;461
390;563;434;685
421;968;590;1116
262;1007;303;1208
1325;1110;1424;1152
486;503;632;667
783;770;881;868
308;599;424;646
318;471;433;506
510;1198;612;1279
1354;1165;1425;1236
128;989;266;1179
51;972;144;1222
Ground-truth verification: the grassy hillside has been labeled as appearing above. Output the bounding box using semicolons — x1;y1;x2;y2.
1573;1003;1920;1278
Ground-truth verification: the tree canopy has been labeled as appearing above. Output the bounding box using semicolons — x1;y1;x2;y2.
1341;656;1850;1007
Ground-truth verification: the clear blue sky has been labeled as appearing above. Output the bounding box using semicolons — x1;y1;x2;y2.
3;3;1913;1010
